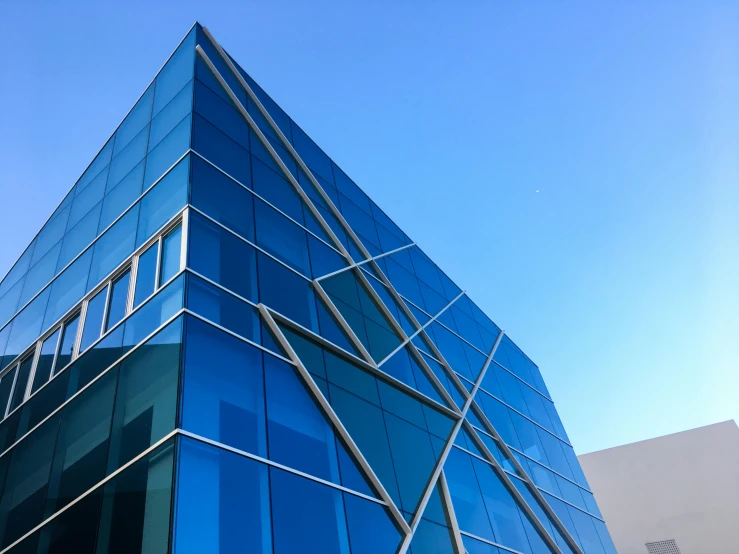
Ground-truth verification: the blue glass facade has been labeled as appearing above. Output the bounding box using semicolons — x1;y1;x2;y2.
0;23;616;554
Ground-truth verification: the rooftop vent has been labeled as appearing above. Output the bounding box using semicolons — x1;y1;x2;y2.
646;539;681;554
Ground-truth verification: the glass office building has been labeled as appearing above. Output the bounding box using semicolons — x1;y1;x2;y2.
0;23;616;554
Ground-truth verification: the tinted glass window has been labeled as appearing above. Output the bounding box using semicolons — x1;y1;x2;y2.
31;328;60;394
133;242;158;308
80;286;108;353
9;356;34;412
160;226;182;285
105;271;131;332
55;314;80;371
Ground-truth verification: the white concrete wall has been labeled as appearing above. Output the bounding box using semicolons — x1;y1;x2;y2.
578;420;739;554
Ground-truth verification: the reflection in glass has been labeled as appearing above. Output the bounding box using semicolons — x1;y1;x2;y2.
160;226;182;285
31;328;60;394
105;271;131;332
133;242;158;308
80;286;108;353
56;314;80;371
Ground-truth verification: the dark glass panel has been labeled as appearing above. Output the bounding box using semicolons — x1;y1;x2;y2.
0;368;16;418
31;328;60;394
106;317;181;473
55;314;79;371
95;440;175;554
44;368;117;516
0;414;60;548
192;114;252;187
410;519;455;554
9;356;34;413
181;317;266;456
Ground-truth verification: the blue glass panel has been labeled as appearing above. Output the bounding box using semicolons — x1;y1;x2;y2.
99;160;145;231
536;427;573;480
182;317;266;456
471;457;531;553
136;155;189;247
76;138;114;194
265;354;341;481
308;237;346;279
255;200;310;275
114;85;154;156
30;328;60;394
160;226;182;285
344;493;401;554
149;80;193;149
290;124;333;184
32;208;70;267
19;242;61;307
189;213;257;302
257;253;317;331
477;392;521;450
252;156;303;223
68;168;107;232
4;288;50;365
190;156;254;241
108;125;148;189
143;115;191;189
510;412;547;463
0;281;23;331
56;203;101;272
270;467;350;554
332;163;371;214
186;274;260;343
192;114;251;187
463;535;501;554
153;30;195;115
121;274;184;352
445;448;495;541
194;77;249;149
568;506;606;554
174;437;271;554
324;350;380;405
55;314;79;371
87;206;139;292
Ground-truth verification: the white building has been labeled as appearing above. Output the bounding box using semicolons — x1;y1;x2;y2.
578;420;739;554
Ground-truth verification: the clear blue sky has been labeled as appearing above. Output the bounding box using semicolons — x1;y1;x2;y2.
0;1;737;454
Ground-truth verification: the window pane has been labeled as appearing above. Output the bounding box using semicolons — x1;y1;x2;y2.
189;213;257;302
96;440;175;554
80;286;108;353
87;207;139;293
270;467;350;554
43;249;93;330
174;437;271;554
0;414;61;548
107;317;182;473
133;242;158;308
0;368;17;418
105;271;131;332
255;200;310;275
9;356;34;412
44;368;118;516
55;314;80;371
182;317;266;456
160;226;182;285
31;328;60;394
122;274;185;353
190;156;255;241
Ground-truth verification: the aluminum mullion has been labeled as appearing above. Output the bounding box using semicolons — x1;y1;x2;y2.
396;330;504;554
268;305;459;420
351;267;461;414
312;280;375;365
179;207;189;273
0;429;180;554
440;470;467;554
460;418;572;554
465;400;583;553
193;45;354;266
199;28;366;264
378;289;465;367
315;242;417;282
259;304;412;536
